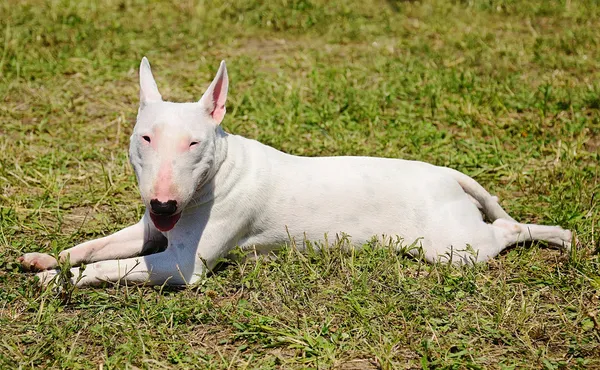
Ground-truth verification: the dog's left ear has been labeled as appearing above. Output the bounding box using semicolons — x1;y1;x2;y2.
199;61;228;125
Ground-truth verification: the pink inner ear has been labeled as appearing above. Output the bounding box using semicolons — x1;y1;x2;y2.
211;76;227;124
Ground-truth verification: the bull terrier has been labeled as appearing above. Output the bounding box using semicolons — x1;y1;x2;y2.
19;58;573;287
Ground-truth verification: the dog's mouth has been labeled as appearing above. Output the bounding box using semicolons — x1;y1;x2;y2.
149;212;181;232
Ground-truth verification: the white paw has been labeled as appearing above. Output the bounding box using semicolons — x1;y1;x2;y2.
562;229;576;252
19;252;58;271
35;267;84;287
548;227;574;251
36;269;58;286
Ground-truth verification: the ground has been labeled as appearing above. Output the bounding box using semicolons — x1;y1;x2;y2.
1;0;599;368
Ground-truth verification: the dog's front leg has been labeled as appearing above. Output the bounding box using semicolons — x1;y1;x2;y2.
19;214;165;271
36;231;210;287
42;245;197;286
34;211;236;287
36;247;194;287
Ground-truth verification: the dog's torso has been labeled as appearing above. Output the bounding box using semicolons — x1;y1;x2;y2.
178;133;488;264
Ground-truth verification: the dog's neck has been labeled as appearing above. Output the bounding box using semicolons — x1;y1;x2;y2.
210;126;230;182
189;126;230;206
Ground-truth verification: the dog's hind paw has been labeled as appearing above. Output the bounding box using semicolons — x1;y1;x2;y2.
19;252;58;271
555;228;576;252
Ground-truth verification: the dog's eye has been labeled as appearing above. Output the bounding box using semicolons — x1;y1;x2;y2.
189;141;199;147
142;135;151;143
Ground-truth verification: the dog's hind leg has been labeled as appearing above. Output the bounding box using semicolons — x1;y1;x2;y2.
491;218;573;252
19;215;166;271
458;219;572;264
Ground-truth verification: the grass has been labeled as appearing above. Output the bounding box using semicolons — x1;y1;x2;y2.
1;0;599;368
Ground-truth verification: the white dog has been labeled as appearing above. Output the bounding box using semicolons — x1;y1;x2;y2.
19;58;573;286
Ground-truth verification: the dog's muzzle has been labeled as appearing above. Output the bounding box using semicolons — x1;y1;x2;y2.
149;199;181;231
150;199;177;215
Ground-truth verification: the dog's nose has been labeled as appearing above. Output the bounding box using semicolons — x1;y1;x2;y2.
150;199;178;215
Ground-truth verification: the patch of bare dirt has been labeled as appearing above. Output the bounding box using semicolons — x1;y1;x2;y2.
336;358;381;369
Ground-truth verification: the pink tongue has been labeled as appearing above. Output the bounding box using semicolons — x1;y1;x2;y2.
150;212;181;232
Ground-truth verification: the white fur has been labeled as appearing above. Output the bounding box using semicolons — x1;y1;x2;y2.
20;59;573;286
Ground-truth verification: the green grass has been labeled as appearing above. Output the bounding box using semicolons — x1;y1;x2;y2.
1;0;600;368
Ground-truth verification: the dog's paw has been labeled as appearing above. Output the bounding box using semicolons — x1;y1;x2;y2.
36;269;59;286
36;267;87;287
552;228;575;252
563;229;579;252
19;253;58;271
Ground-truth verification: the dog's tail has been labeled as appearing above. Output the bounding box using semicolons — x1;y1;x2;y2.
441;167;516;223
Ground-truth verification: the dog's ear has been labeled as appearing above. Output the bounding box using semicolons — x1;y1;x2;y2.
199;60;228;125
139;57;163;105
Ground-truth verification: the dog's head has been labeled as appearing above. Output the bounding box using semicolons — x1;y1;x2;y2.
129;57;228;232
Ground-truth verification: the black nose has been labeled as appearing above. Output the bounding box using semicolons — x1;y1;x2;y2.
150;199;177;215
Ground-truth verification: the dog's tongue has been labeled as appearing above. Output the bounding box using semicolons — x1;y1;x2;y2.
150;212;181;232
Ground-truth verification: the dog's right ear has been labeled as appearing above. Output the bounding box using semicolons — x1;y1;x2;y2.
139;57;162;105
